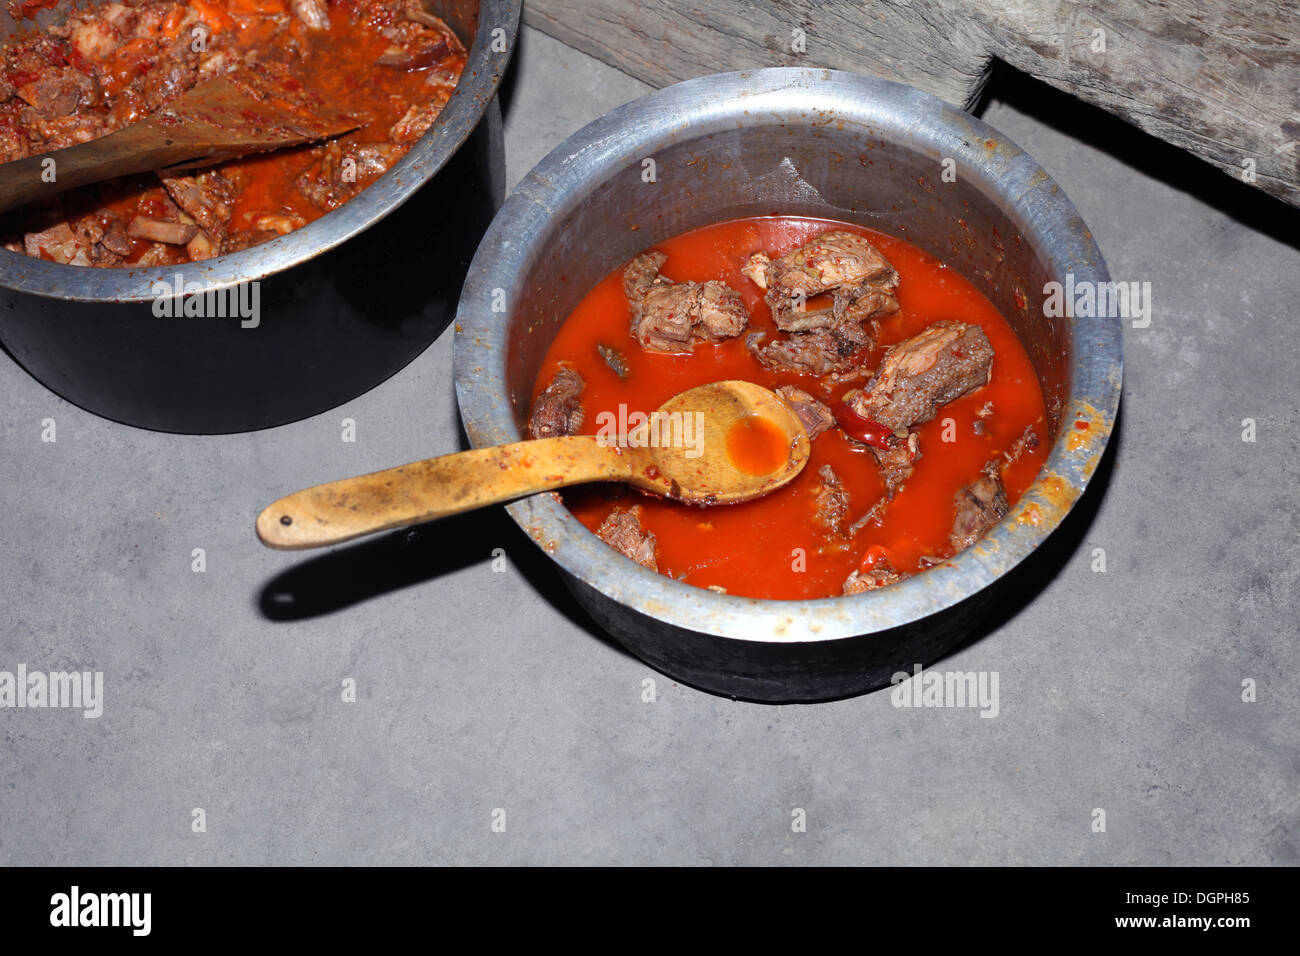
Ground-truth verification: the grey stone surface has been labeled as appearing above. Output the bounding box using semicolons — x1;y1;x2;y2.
1;28;1296;866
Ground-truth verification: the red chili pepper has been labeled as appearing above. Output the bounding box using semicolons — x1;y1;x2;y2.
832;401;893;449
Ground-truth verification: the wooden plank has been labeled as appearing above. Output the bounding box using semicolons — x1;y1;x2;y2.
524;0;1300;207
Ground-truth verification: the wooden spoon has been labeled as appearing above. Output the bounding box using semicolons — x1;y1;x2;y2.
0;76;360;215
256;380;810;551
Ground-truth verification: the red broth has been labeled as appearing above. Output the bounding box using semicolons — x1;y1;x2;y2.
531;216;1050;600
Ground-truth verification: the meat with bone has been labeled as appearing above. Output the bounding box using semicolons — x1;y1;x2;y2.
744;230;900;331
623;253;749;353
596;506;658;571
745;320;872;376
297;141;404;211
775;386;835;440
158;170;235;248
375;0;464;71
845;320;994;433
389;93;453;143
528;365;585;440
949;463;1009;552
127;216;198;245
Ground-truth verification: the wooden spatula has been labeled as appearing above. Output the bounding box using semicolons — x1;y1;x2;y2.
256;380;812;551
0;76;361;215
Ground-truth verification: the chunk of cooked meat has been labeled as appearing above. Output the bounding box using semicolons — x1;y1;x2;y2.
745;321;873;376
596;506;658;571
389;95;453;142
746;230;900;330
297;141;404;211
623;253;749;353
698;280;748;341
775;386;835;440
623;251;668;300
68;18;122;61
528;365;585;440
846;320;994;432
15;68;96;119
950;464;1009;552
140;42;198;110
635;283;698;352
843;565;907;594
811;464;850;541
867;432;922;495
96;216;132;258
376;0;464;70
158;170;235;247
23;222;92;265
843;548;907;594
0;123;29;163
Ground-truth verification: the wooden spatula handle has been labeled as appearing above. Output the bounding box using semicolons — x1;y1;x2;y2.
255;435;634;550
0;121;188;216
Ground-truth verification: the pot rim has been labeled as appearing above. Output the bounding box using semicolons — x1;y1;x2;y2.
0;0;520;302
454;67;1123;645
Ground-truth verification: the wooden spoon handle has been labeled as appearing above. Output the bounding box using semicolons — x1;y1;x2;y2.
255;435;635;550
0;121;185;216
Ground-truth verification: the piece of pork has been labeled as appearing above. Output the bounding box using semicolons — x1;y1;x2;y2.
23;222;92;265
949;464;1009;552
846;320;994;432
596;506;658;571
843;559;907;594
297;141;404;211
15;68;96;119
623;253;748;353
746;230;900;330
775;386;834;440
528;365;585;440
698;280;748;341
745;320;872;376
158;170;235;248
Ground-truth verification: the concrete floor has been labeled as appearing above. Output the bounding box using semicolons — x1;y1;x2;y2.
1;27;1296;865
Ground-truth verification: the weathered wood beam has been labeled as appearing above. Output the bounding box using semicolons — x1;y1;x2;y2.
524;0;1300;207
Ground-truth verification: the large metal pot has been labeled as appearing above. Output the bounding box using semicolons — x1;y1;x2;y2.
0;0;519;433
455;68;1122;702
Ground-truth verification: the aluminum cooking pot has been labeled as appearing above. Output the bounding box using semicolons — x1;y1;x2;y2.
0;0;519;433
455;68;1122;702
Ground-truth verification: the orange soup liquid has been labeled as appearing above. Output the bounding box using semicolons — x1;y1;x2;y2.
532;216;1051;600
